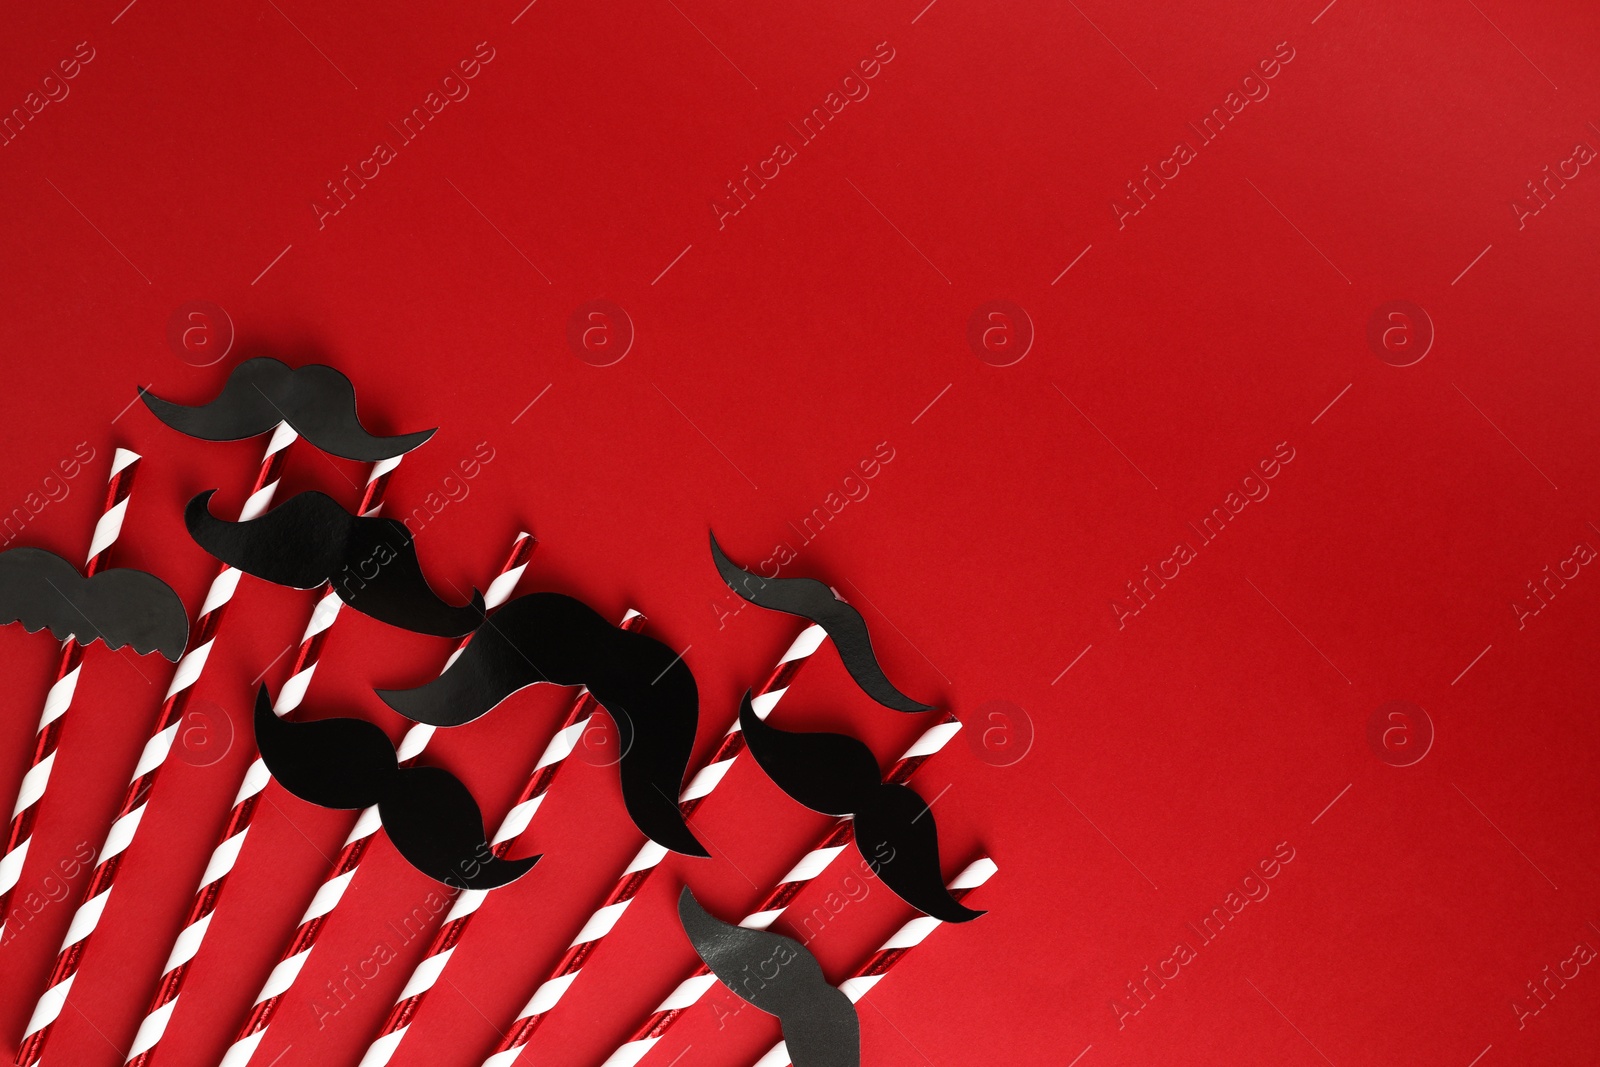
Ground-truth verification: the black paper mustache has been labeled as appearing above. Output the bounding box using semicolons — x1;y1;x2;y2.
377;592;707;858
709;534;931;712
140;357;435;461
0;547;188;660
740;695;982;924
678;887;859;1067
186;489;484;637
253;688;538;889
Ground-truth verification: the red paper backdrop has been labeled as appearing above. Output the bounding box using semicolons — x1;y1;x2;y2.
1;1;1597;1066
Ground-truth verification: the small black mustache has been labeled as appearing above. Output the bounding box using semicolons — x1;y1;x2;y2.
740;695;983;924
709;534;931;712
140;357;435;462
253;688;538;890
377;592;708;858
678;887;859;1067
0;547;188;660
186;489;484;638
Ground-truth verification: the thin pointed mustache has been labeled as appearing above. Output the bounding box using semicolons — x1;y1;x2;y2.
0;547;188;660
185;489;484;638
678;887;859;1067
740;694;983;924
253;688;538;890
709;533;932;712
377;592;708;858
140;357;435;461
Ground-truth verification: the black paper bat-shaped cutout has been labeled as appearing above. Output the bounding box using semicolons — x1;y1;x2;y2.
709;534;931;712
0;547;188;660
678;887;859;1067
253;689;537;889
140;357;435;461
740;694;982;923
186;489;484;638
377;592;707;858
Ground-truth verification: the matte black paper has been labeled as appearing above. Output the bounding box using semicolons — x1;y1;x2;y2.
0;547;188;660
140;356;435;461
740;694;983;923
709;534;931;712
253;688;538;889
377;592;708;858
678;887;859;1067
186;489;484;638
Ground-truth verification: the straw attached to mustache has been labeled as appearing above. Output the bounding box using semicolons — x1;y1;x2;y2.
140;356;435;461
740;695;982;923
377;591;707;857
253;688;538;890
186;489;485;638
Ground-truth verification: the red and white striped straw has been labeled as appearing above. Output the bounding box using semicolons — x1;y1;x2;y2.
357;609;647;1067
216;530;538;1067
600;712;963;1067
478;623;828;1067
0;448;140;946
122;456;400;1067
15;426;297;1067
750;856;997;1067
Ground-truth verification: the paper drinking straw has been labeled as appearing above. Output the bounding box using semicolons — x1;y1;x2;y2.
0;447;140;944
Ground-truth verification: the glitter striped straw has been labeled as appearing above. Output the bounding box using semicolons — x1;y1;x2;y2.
122;456;400;1067
0;447;140;946
599;713;962;1067
478;623;828;1067
750;856;997;1067
15;426;297;1067
356;609;647;1067
216;530;538;1067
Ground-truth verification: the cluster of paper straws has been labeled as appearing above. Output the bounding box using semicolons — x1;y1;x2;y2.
0;436;995;1067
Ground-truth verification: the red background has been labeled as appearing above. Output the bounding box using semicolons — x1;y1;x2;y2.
1;1;1598;1065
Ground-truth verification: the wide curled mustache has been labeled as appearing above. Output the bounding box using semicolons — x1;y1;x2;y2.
0;547;188;660
678;887;859;1067
140;357;435;462
253;688;538;890
740;695;983;924
186;489;484;638
709;534;931;712
377;592;707;858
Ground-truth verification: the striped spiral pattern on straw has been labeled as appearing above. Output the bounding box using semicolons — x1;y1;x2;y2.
15;427;297;1067
600;713;962;1067
479;623;828;1067
357;609;647;1067
217;531;537;1067
0;448;140;945
123;456;400;1067
750;856;997;1067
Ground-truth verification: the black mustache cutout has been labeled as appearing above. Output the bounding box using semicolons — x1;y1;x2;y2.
253;688;538;889
709;534;932;713
740;695;983;924
377;592;708;858
186;489;485;638
140;357;435;461
678;887;859;1067
0;547;188;660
